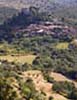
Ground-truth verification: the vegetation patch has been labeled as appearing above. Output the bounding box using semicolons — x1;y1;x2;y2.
0;55;36;64
56;42;69;49
52;81;77;100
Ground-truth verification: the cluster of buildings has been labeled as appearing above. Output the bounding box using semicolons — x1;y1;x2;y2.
16;21;74;37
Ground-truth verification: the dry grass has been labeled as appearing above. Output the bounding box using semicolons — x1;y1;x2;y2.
51;72;70;82
52;93;68;100
21;70;68;100
7;70;69;100
56;42;69;49
0;55;36;64
22;70;53;97
51;72;77;88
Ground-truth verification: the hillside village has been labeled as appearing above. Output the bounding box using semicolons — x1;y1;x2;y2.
15;21;76;37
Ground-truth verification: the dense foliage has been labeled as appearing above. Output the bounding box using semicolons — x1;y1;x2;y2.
52;81;77;100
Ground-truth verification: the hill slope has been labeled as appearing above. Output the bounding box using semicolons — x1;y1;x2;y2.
0;0;77;10
0;7;18;24
0;0;77;25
